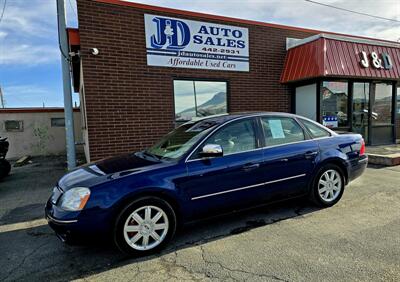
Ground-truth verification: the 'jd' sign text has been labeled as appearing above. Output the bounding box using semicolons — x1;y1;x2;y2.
359;51;393;70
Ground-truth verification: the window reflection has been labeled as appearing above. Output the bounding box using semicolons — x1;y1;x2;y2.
352;82;369;141
206;120;256;155
372;83;392;126
174;80;227;122
321;81;349;128
397;87;400;115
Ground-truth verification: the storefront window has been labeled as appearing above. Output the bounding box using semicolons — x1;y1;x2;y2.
397;87;400;115
295;83;317;121
174;80;227;122
321;81;349;128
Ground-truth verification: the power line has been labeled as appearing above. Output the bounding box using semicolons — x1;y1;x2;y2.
305;0;400;23
0;0;6;26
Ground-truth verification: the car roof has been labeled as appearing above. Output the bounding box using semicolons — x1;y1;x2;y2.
189;112;299;124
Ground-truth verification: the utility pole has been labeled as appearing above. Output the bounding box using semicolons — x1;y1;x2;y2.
0;87;4;108
56;0;76;170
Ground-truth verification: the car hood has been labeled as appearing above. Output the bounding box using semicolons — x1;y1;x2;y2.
57;153;160;190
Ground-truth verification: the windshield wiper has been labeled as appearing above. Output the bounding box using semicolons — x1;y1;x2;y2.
142;151;161;161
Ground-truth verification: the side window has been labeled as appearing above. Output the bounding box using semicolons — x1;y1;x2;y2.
301;119;331;138
5;120;23;132
261;117;305;146
203;119;257;155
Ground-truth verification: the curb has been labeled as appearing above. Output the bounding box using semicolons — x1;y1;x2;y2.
366;153;400;166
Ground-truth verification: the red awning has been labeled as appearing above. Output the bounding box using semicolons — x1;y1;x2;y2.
281;34;400;83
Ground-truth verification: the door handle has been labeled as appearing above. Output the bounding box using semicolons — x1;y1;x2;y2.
304;151;318;159
242;163;260;171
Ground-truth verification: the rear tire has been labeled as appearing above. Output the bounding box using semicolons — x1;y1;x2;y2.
309;164;345;207
114;196;177;256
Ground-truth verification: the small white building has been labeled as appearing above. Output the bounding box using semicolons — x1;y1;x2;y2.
0;108;83;159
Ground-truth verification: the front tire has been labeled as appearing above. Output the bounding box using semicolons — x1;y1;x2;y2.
114;197;177;255
309;164;345;207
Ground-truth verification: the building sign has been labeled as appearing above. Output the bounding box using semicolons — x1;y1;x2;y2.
144;14;249;72
359;51;393;70
323;116;338;128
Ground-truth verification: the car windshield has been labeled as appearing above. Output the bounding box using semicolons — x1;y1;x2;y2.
145;119;219;160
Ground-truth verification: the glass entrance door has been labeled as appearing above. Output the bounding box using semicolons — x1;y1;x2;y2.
352;82;394;145
352;82;369;143
370;83;394;145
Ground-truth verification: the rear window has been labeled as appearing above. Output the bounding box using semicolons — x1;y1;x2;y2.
261;117;305;146
301;119;331;138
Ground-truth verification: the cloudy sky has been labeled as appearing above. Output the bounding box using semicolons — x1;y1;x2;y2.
0;0;399;108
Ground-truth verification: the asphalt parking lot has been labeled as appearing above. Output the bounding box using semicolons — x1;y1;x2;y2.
0;157;399;282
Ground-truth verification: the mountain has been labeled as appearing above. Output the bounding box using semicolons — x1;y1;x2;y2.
176;92;227;121
196;92;226;109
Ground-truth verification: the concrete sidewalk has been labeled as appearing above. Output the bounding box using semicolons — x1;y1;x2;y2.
367;144;400;166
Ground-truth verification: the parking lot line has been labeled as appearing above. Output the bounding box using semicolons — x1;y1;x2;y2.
0;218;47;233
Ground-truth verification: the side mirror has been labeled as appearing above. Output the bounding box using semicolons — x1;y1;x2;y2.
200;144;223;158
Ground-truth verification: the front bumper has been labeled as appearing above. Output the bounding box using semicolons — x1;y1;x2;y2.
46;213;78;224
45;212;79;242
45;202;88;243
45;200;113;243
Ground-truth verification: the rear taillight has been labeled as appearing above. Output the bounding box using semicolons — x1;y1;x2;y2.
359;139;365;156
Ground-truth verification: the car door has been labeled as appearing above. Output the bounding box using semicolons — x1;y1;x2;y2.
258;116;319;200
180;117;266;219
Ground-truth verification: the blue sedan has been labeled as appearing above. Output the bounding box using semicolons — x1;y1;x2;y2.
45;112;367;255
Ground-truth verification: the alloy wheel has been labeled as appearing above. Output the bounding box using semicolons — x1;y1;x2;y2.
123;205;169;251
318;169;342;202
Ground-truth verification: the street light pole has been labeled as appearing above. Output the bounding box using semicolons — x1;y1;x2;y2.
56;0;76;170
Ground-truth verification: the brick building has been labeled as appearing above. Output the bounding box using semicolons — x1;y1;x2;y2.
69;0;400;162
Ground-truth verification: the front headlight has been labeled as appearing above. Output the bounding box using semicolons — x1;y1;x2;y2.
59;187;91;211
